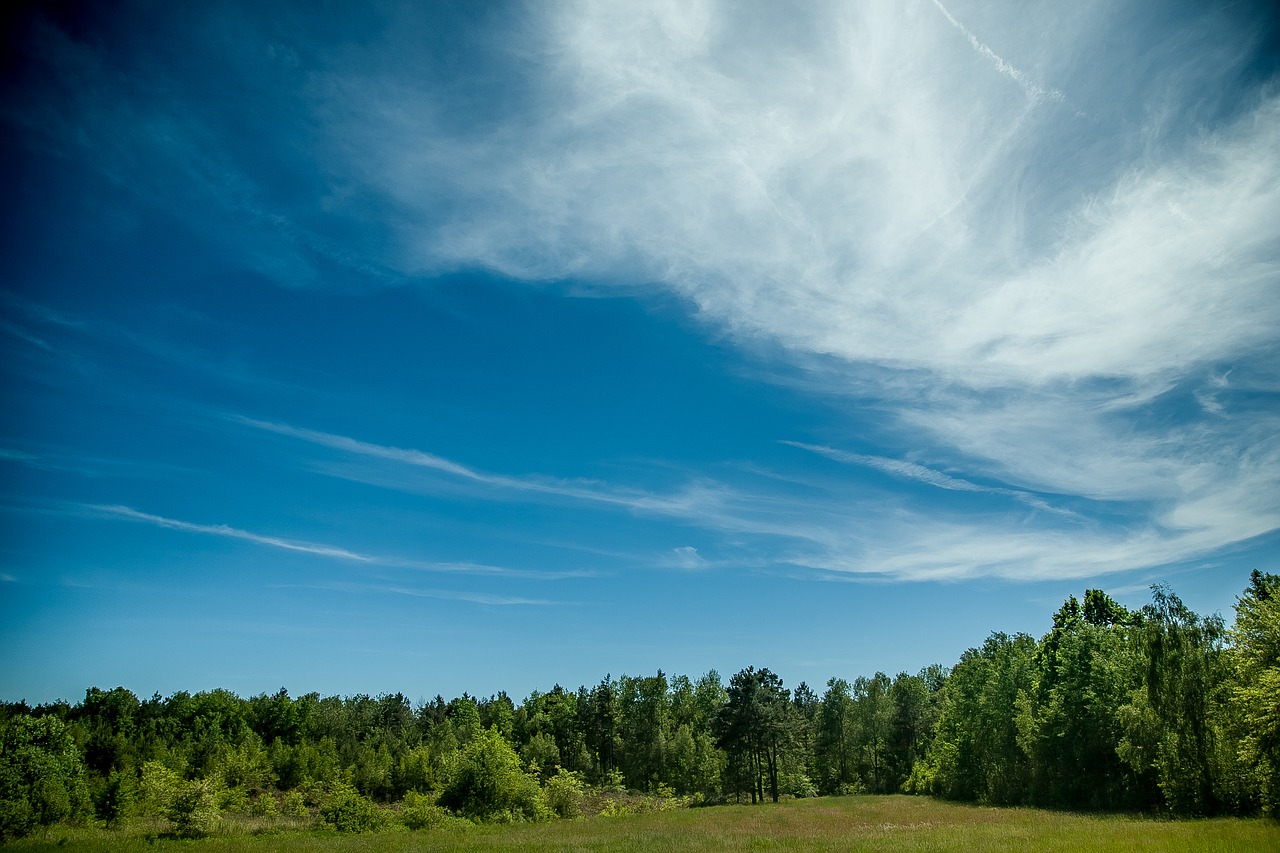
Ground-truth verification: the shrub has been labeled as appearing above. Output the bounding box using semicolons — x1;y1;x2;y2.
93;770;135;826
168;779;220;838
543;768;584;818
318;785;389;833
439;728;548;822
281;790;308;818
0;715;91;841
0;798;35;843
217;785;250;813
139;761;183;816
251;791;278;816
399;790;449;830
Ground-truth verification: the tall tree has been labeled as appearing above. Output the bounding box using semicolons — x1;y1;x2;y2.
1227;570;1280;814
887;671;936;792
908;632;1036;804
852;673;894;793
1117;585;1231;814
814;678;856;794
716;667;793;803
1017;592;1139;809
618;672;670;790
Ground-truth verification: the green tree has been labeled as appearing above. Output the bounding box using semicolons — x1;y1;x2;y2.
0;714;90;841
438;727;547;822
852;673;894;792
887;670;937;791
1227;570;1280;814
716;667;793;803
908;633;1035;804
76;687;140;779
618;672;671;790
814;678;856;794
582;676;622;781
1016;592;1140;809
1117;585;1232;814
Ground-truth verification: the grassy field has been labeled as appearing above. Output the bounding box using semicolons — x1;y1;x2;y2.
7;795;1278;852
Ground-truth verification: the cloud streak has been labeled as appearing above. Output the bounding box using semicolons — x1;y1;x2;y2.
290;581;557;607
234;415;718;518
90;504;376;562
15;1;1277;583
86;504;585;580
225;415;1279;585
929;0;1064;104
781;440;1076;517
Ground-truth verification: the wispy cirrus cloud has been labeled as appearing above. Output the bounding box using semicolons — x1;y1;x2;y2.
929;0;1064;105
85;504;586;580
288;581;557;607
233;415;718;518
225;415;1278;585
15;1;1276;583
781;440;1076;517
784;440;1007;493
90;504;376;562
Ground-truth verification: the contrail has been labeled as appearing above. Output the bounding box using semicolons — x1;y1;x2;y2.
931;0;1064;104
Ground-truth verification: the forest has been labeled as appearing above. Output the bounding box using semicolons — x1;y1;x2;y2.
1;571;1276;841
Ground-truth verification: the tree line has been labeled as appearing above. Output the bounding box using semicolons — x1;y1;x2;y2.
1;572;1276;839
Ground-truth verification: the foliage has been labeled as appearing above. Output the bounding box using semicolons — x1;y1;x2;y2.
317;784;389;833
1226;570;1280;814
137;760;182;818
167;778;220;838
715;667;795;804
280;790;308;818
398;789;451;830
1015;591;1139;809
0;714;90;841
251;790;278;816
5;572;1279;836
542;767;584;818
910;632;1036;804
1117;585;1233;814
91;770;134;826
438;727;548;822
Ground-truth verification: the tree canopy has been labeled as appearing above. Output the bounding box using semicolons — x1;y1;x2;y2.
1;576;1277;840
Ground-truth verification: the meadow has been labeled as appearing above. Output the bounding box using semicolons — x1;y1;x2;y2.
7;795;1277;853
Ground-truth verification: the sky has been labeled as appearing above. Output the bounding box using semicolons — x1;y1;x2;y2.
2;0;1278;707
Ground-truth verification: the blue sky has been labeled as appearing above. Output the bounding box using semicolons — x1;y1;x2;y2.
2;0;1278;706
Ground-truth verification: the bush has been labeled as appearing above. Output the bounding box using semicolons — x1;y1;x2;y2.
399;790;450;830
543;768;584;818
438;728;548;822
281;790;308;818
139;761;183;816
0;797;35;843
0;715;91;840
217;784;250;813
318;785;389;833
168;779;220;838
93;770;135;826
251;791;278;816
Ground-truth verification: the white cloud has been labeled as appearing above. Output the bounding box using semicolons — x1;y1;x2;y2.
23;1;1276;582
85;503;582;579
782;440;1077;517
669;546;708;570
90;504;376;562
929;0;1064;105
235;415;724;518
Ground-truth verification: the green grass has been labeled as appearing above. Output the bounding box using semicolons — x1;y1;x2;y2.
8;796;1278;852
